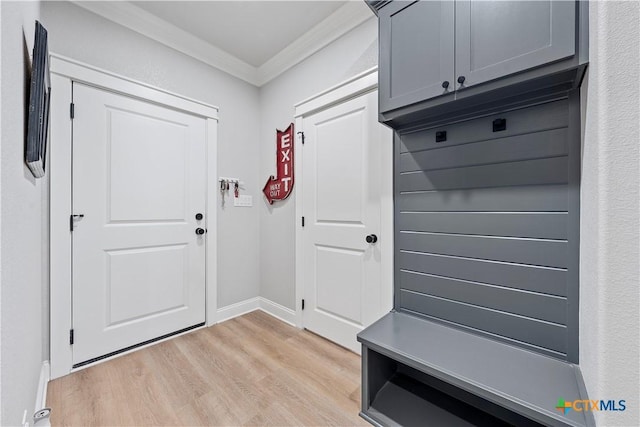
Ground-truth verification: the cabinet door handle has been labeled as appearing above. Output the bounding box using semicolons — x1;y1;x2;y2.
441;81;450;89
457;76;466;85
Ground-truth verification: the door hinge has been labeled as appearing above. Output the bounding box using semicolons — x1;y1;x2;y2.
301;216;305;227
69;329;74;345
70;214;84;231
70;103;75;120
302;299;305;310
297;131;305;145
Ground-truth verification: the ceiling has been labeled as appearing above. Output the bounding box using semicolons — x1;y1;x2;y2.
74;1;373;86
132;1;347;67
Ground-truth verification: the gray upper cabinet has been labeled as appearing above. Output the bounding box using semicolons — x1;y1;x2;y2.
455;0;576;89
374;0;584;120
379;1;454;113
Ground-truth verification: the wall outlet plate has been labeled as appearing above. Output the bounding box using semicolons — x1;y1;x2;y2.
234;195;253;207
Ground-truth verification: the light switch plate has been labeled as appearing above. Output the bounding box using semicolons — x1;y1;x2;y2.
234;195;253;207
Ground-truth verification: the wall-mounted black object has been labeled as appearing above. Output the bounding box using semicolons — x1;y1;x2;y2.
435;131;447;142
492;118;507;132
26;21;51;179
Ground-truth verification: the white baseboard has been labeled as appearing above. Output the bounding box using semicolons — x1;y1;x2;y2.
259;297;297;326
216;297;260;323
216;297;297;327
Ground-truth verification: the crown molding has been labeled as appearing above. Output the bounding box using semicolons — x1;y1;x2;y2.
70;1;375;87
257;2;374;86
70;1;260;85
365;1;393;16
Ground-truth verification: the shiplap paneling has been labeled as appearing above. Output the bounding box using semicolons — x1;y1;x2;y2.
399;99;569;153
398;128;568;173
398;251;567;296
394;98;578;359
399;270;567;324
398;212;568;240
398;156;568;192
399;290;568;356
397;231;568;268
397;184;568;212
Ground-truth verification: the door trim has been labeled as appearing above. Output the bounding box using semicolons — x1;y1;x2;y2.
49;54;219;379
293;66;394;330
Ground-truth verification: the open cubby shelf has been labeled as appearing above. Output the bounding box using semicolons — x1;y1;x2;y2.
358;312;594;427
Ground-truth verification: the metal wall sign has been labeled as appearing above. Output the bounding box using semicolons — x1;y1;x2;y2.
262;123;294;204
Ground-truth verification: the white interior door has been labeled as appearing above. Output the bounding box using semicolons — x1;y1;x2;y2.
301;90;388;353
72;83;207;365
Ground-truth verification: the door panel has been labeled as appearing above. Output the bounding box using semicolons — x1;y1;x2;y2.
455;0;575;88
105;244;188;326
72;83;206;365
108;109;188;221
302;91;387;353
315;110;365;223
315;245;363;324
379;0;455;113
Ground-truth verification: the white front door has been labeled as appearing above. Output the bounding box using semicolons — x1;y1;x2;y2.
71;83;207;365
301;90;389;353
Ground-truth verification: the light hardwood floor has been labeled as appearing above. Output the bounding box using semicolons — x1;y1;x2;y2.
47;310;368;426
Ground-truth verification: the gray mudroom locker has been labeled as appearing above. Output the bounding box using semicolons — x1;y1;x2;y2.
359;0;592;426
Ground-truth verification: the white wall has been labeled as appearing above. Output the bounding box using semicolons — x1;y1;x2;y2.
258;17;378;309
580;1;640;425
40;1;262;309
0;1;46;424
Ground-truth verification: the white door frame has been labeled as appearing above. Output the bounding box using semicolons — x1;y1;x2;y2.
293;67;394;330
49;54;219;379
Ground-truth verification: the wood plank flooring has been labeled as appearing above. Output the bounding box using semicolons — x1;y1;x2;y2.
47;311;368;426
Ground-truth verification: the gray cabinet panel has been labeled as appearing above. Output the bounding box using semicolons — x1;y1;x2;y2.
397;184;569;212
393;97;581;362
398;212;568;239
399;128;568;173
399;270;567;324
379;1;455;112
455;0;575;88
398;156;568;192
398;251;567;296
400;99;569;153
399;290;567;355
398;231;568;268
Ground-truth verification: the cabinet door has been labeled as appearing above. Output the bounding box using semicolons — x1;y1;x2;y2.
455;0;575;89
379;1;455;113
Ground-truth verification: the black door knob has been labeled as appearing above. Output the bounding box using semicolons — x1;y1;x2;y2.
457;76;466;84
366;234;378;244
195;228;207;235
195;213;203;220
442;80;450;89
